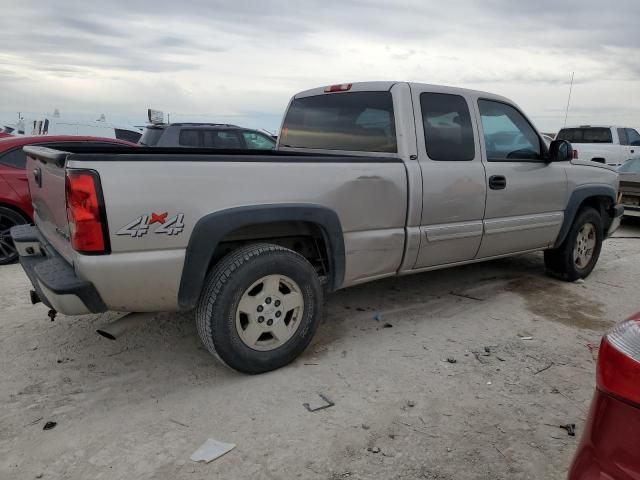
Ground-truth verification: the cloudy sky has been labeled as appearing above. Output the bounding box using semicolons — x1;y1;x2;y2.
0;0;638;133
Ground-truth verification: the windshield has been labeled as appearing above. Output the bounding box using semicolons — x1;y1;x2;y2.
280;91;397;153
618;159;640;173
138;127;164;146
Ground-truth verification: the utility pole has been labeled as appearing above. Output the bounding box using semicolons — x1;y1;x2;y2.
563;72;574;128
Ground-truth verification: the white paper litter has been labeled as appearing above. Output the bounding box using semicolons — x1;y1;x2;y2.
190;438;236;463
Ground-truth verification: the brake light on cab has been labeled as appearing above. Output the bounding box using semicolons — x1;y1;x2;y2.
65;169;110;254
597;313;640;406
324;83;352;93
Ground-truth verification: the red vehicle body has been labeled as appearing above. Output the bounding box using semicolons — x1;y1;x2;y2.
568;311;640;479
0;135;135;264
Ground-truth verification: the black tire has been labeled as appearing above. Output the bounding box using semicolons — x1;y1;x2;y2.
0;206;28;265
195;243;323;374
544;206;603;281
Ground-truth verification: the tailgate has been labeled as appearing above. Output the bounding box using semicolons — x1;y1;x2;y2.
24;146;75;263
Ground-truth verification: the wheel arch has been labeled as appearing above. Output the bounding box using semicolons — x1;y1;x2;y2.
178;204;345;310
0;201;32;223
554;185;616;248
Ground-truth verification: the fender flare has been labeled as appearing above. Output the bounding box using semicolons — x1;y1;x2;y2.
554;185;616;248
177;203;345;310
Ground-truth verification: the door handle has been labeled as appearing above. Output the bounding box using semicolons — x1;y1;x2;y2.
33;168;42;187
489;175;506;190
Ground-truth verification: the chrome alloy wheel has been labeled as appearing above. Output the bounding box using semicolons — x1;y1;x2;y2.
235;274;304;351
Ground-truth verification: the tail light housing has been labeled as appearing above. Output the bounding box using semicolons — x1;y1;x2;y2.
597;312;640;406
65;169;110;254
573;149;578;159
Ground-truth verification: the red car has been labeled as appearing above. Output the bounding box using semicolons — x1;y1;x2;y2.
568;311;640;479
0;135;135;264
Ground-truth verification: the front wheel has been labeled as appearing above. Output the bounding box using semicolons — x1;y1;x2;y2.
544;206;603;281
195;243;323;374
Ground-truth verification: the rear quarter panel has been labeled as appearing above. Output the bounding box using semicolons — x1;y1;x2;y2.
68;157;408;311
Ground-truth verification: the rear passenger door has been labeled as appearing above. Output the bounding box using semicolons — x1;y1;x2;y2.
411;88;487;269
475;99;567;258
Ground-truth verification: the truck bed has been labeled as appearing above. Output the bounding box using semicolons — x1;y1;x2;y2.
23;145;409;312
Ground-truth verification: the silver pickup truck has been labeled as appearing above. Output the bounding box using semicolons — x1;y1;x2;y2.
13;81;623;373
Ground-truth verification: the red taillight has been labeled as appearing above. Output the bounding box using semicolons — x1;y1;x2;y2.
65;169;109;254
597;313;640;406
324;83;352;93
573;149;578;159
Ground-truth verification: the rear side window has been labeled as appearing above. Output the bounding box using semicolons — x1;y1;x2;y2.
202;130;243;148
556;128;612;143
0;149;27;169
478;100;541;161
420;93;475;161
280;91;397;153
179;129;201;147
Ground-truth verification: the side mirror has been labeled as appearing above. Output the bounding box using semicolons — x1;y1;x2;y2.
548;139;573;162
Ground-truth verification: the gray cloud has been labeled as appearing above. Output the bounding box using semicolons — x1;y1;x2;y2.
0;0;638;131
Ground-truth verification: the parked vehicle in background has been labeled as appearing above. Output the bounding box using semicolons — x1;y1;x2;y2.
3;115;142;143
556;125;640;166
618;158;640;218
568;311;640;479
0;135;136;264
13;82;623;373
139;123;276;150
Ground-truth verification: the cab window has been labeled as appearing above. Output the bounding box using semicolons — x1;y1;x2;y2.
478;100;541;161
242;132;276;150
420;93;475;161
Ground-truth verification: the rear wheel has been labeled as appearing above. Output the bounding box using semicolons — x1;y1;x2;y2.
544;207;603;281
0;207;27;265
195;243;323;374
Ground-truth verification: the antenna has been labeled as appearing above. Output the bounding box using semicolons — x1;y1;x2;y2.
563;72;574;128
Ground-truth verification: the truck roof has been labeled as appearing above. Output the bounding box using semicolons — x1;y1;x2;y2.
147;123;240;129
293;81;512;103
561;125;629;130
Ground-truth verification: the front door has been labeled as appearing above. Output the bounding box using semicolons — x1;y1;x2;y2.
412;88;487;269
475;99;567;258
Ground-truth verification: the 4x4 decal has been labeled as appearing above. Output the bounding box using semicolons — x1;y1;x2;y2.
117;212;185;237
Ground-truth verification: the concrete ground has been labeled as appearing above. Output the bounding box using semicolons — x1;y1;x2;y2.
1;222;639;480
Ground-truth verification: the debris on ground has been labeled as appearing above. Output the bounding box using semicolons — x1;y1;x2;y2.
484;346;491;354
373;312;383;322
586;343;600;360
520;336;533;341
382;322;393;328
534;363;554;375
355;307;366;312
559;424;576;436
446;357;457;364
406;400;416;408
303;393;335;412
574;279;585;284
190;438;236;463
42;421;57;431
367;446;381;454
361;424;370;430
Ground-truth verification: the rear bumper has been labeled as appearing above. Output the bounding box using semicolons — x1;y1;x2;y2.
622;204;640;218
10;224;107;315
606;204;624;237
568;389;640;479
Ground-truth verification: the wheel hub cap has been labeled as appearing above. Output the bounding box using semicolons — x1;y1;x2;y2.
573;223;596;269
235;274;304;351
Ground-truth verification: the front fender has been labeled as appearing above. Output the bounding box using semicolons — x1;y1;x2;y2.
554;185;617;248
